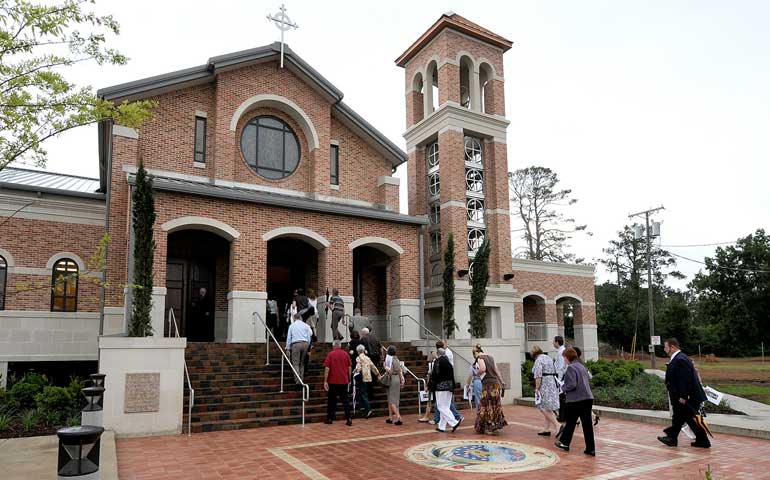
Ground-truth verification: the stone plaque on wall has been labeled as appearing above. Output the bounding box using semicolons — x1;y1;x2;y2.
124;373;160;413
497;362;511;386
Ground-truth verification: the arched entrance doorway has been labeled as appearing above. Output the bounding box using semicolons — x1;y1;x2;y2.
556;296;583;343
166;230;231;341
522;294;547;343
266;237;319;339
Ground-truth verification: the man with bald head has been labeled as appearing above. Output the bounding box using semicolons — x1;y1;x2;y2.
359;327;384;366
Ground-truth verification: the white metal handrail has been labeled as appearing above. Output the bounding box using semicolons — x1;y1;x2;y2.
525;322;548;342
398;314;474;369
400;362;426;417
168;308;194;437
253;311;310;426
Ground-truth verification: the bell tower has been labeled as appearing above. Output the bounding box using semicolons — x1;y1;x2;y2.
397;13;517;340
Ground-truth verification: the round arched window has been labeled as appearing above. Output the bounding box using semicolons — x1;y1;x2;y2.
240;116;300;180
466;168;484;193
430;262;443;288
429;202;441;225
430;231;442;257
467;228;485;252
464;136;483;164
428;172;440;197
467;198;485;223
427;142;439;169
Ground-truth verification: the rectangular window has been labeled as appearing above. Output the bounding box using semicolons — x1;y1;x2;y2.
330;144;339;185
194;116;207;163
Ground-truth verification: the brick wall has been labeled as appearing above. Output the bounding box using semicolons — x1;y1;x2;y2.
0;216;105;312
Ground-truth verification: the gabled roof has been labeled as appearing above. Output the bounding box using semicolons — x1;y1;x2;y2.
0;167;103;199
97;43;406;191
395;12;513;67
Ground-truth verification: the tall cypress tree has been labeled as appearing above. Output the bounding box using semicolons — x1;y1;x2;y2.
442;233;457;337
469;239;491;338
128;161;156;337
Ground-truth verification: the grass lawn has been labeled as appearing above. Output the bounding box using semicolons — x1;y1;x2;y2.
712;384;770;407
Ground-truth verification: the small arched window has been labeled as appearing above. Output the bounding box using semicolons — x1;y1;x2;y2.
0;255;6;310
240;116;301;180
467;198;485;223
51;258;78;312
430;262;443;288
427;142;439;169
429;202;441;226
466;168;484;193
464;137;483;164
467;228;486;252
429;231;442;257
428;172;440;197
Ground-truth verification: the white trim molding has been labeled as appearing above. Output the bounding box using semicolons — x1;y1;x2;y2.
228;94;320;150
0;248;15;267
554;293;585;303
46;252;86;270
512;258;595;278
377;176;400;187
262;226;330;249
348;237;404;256
161;216;240;241
520;291;547;302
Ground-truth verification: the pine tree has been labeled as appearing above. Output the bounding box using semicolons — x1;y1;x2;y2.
128;161;156;337
469;239;491;338
442;233;457;337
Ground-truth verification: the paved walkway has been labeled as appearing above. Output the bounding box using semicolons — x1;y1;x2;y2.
0;430;118;480
116;405;770;479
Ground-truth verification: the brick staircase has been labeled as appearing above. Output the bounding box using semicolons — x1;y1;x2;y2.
184;341;468;433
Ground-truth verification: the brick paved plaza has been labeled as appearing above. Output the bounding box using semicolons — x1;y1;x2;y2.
116;405;770;479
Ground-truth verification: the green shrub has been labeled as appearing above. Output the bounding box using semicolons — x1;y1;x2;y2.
9;372;49;408
66;414;81;427
66;376;86;406
521;359;536;397
19;408;39;432
0;412;11;432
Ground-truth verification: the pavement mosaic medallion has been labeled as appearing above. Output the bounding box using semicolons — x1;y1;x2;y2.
404;439;559;473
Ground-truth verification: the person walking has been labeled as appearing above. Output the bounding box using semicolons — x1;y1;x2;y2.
573;346;599;427
466;351;483;412
433;340;463;424
553;335;567;428
307;288;318;339
432;347;461;433
554;347;596;456
418;352;435;423
353;344;380;418
266;295;279;339
474;345;507;435
360;328;384;366
657;338;711;449
531;345;561;436
324;340;353;426
328;288;345;341
285;316;312;384
383;345;405;425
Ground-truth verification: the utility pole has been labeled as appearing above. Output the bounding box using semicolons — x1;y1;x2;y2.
629;205;664;369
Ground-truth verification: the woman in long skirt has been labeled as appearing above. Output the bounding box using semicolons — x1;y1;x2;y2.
473;345;507;434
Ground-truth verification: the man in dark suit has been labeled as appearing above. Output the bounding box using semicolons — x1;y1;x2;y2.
657;338;711;448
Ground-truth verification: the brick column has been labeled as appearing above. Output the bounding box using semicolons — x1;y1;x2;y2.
438;63;460;105
227;236;266;343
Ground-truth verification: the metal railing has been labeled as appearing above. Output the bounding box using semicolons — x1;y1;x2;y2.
253;312;310;426
398;314;474;369
168;308;194;437
525;322;548;342
400;362;426;417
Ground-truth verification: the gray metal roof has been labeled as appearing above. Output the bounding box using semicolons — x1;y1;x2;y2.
0;167;103;199
127;173;427;226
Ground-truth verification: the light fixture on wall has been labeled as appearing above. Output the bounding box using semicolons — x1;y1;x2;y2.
458;269;469;278
503;273;515;281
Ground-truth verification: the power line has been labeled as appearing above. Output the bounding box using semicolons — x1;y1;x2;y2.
668;251;770;274
659;241;736;248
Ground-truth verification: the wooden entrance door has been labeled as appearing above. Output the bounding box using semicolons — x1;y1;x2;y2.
165;258;215;341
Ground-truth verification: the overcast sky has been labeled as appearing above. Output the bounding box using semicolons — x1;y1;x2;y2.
37;0;769;288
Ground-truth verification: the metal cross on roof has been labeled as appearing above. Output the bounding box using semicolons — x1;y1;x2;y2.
267;4;299;69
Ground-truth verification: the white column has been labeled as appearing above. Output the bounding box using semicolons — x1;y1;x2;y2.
227;291;267;343
0;361;8;389
470;69;481;112
389;299;421;341
574;324;599;361
452;297;472;340
151;287;167;338
424;73;434;118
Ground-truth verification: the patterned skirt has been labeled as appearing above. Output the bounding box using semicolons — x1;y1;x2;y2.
474;383;507;434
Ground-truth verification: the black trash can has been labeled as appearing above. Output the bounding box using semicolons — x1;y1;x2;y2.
56;425;104;479
81;386;105;427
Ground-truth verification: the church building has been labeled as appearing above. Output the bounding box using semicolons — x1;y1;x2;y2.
0;13;597;397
